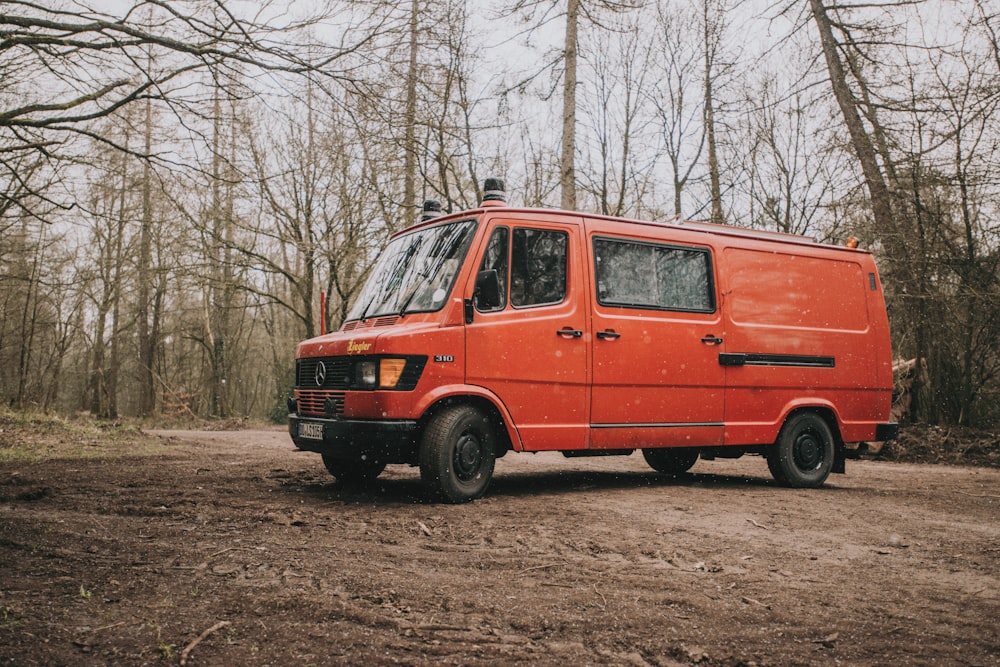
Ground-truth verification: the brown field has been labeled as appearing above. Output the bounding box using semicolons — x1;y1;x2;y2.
1;425;998;666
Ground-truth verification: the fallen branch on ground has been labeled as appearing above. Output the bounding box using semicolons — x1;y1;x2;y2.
179;621;231;666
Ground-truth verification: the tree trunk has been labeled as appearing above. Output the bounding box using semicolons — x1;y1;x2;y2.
808;0;896;243
208;88;229;418
137;94;155;416
703;0;724;225
403;0;420;215
107;251;121;420
560;0;579;210
14;219;43;409
90;150;128;419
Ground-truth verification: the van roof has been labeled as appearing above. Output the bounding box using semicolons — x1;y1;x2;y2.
401;205;864;253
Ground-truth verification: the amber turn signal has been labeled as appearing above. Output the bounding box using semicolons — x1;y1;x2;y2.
379;358;407;388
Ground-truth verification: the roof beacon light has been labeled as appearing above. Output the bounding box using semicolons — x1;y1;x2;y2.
846;237;859;249
481;177;506;207
420;199;443;222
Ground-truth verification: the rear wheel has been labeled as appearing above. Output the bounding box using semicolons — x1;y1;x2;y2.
766;412;834;488
321;452;386;485
642;447;699;475
419;405;496;503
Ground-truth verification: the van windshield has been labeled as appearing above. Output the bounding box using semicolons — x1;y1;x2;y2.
346;219;477;321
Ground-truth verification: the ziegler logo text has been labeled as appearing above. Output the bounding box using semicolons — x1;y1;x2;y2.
347;340;372;354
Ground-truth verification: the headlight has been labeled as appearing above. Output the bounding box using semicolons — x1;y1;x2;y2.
347;356;427;391
355;361;377;388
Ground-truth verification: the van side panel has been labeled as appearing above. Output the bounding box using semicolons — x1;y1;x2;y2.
721;246;885;445
866;265;895;429
726;251;870;331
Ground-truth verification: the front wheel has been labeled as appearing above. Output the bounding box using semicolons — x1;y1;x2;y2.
642;447;699;475
766;412;835;488
321;452;386;485
419;405;496;503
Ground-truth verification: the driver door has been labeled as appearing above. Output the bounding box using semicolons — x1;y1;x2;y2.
465;216;590;451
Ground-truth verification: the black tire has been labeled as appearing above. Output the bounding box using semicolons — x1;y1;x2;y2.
642;447;699;475
419;405;496;503
766;412;835;488
321;452;386;485
765;447;788;485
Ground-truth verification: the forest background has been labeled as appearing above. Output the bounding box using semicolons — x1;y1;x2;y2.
1;0;998;428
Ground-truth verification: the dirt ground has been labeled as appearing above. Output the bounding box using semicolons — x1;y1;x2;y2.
1;425;998;666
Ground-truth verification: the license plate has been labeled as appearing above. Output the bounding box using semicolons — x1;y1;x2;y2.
298;422;324;440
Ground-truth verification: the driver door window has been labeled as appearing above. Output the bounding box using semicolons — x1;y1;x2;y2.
476;226;569;311
510;228;568;307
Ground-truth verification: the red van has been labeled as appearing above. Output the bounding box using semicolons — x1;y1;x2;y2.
289;179;897;502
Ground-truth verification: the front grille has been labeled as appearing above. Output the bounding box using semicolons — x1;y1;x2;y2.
297;357;351;390
295;354;428;393
295;390;345;417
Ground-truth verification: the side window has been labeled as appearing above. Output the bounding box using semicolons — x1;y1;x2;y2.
511;228;568;307
476;227;508;312
594;237;714;312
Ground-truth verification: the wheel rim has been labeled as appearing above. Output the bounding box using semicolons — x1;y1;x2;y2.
792;431;824;471
453;432;483;481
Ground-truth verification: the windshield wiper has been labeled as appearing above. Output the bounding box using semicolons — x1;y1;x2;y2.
397;261;439;316
397;284;421;317
357;292;378;322
398;233;465;316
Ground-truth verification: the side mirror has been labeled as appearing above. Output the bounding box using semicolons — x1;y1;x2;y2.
474;269;503;311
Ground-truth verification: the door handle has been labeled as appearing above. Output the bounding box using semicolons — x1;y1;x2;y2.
701;335;724;345
596;330;621;340
556;328;583;338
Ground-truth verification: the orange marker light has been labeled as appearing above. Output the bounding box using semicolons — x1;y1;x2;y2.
379;358;407;388
846;237;859;249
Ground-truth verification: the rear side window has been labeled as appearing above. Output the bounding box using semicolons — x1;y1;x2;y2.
511;228;568;307
594;237;714;312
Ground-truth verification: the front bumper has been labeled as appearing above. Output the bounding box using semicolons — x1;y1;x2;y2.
288;414;420;463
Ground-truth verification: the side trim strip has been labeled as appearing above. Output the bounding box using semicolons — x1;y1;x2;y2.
591;422;724;429
719;353;835;368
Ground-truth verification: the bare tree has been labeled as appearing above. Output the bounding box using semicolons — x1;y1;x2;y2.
907;12;1000;425
0;210;78;410
0;1;387;208
578;15;657;217
973;0;1000;75
502;0;640;212
240;82;388;341
650;2;705;217
81;138;135;419
701;0;730;225
738;75;838;238
805;0;927;417
803;0;1000;425
416;0;506;211
560;0;581;210
807;0;900;249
